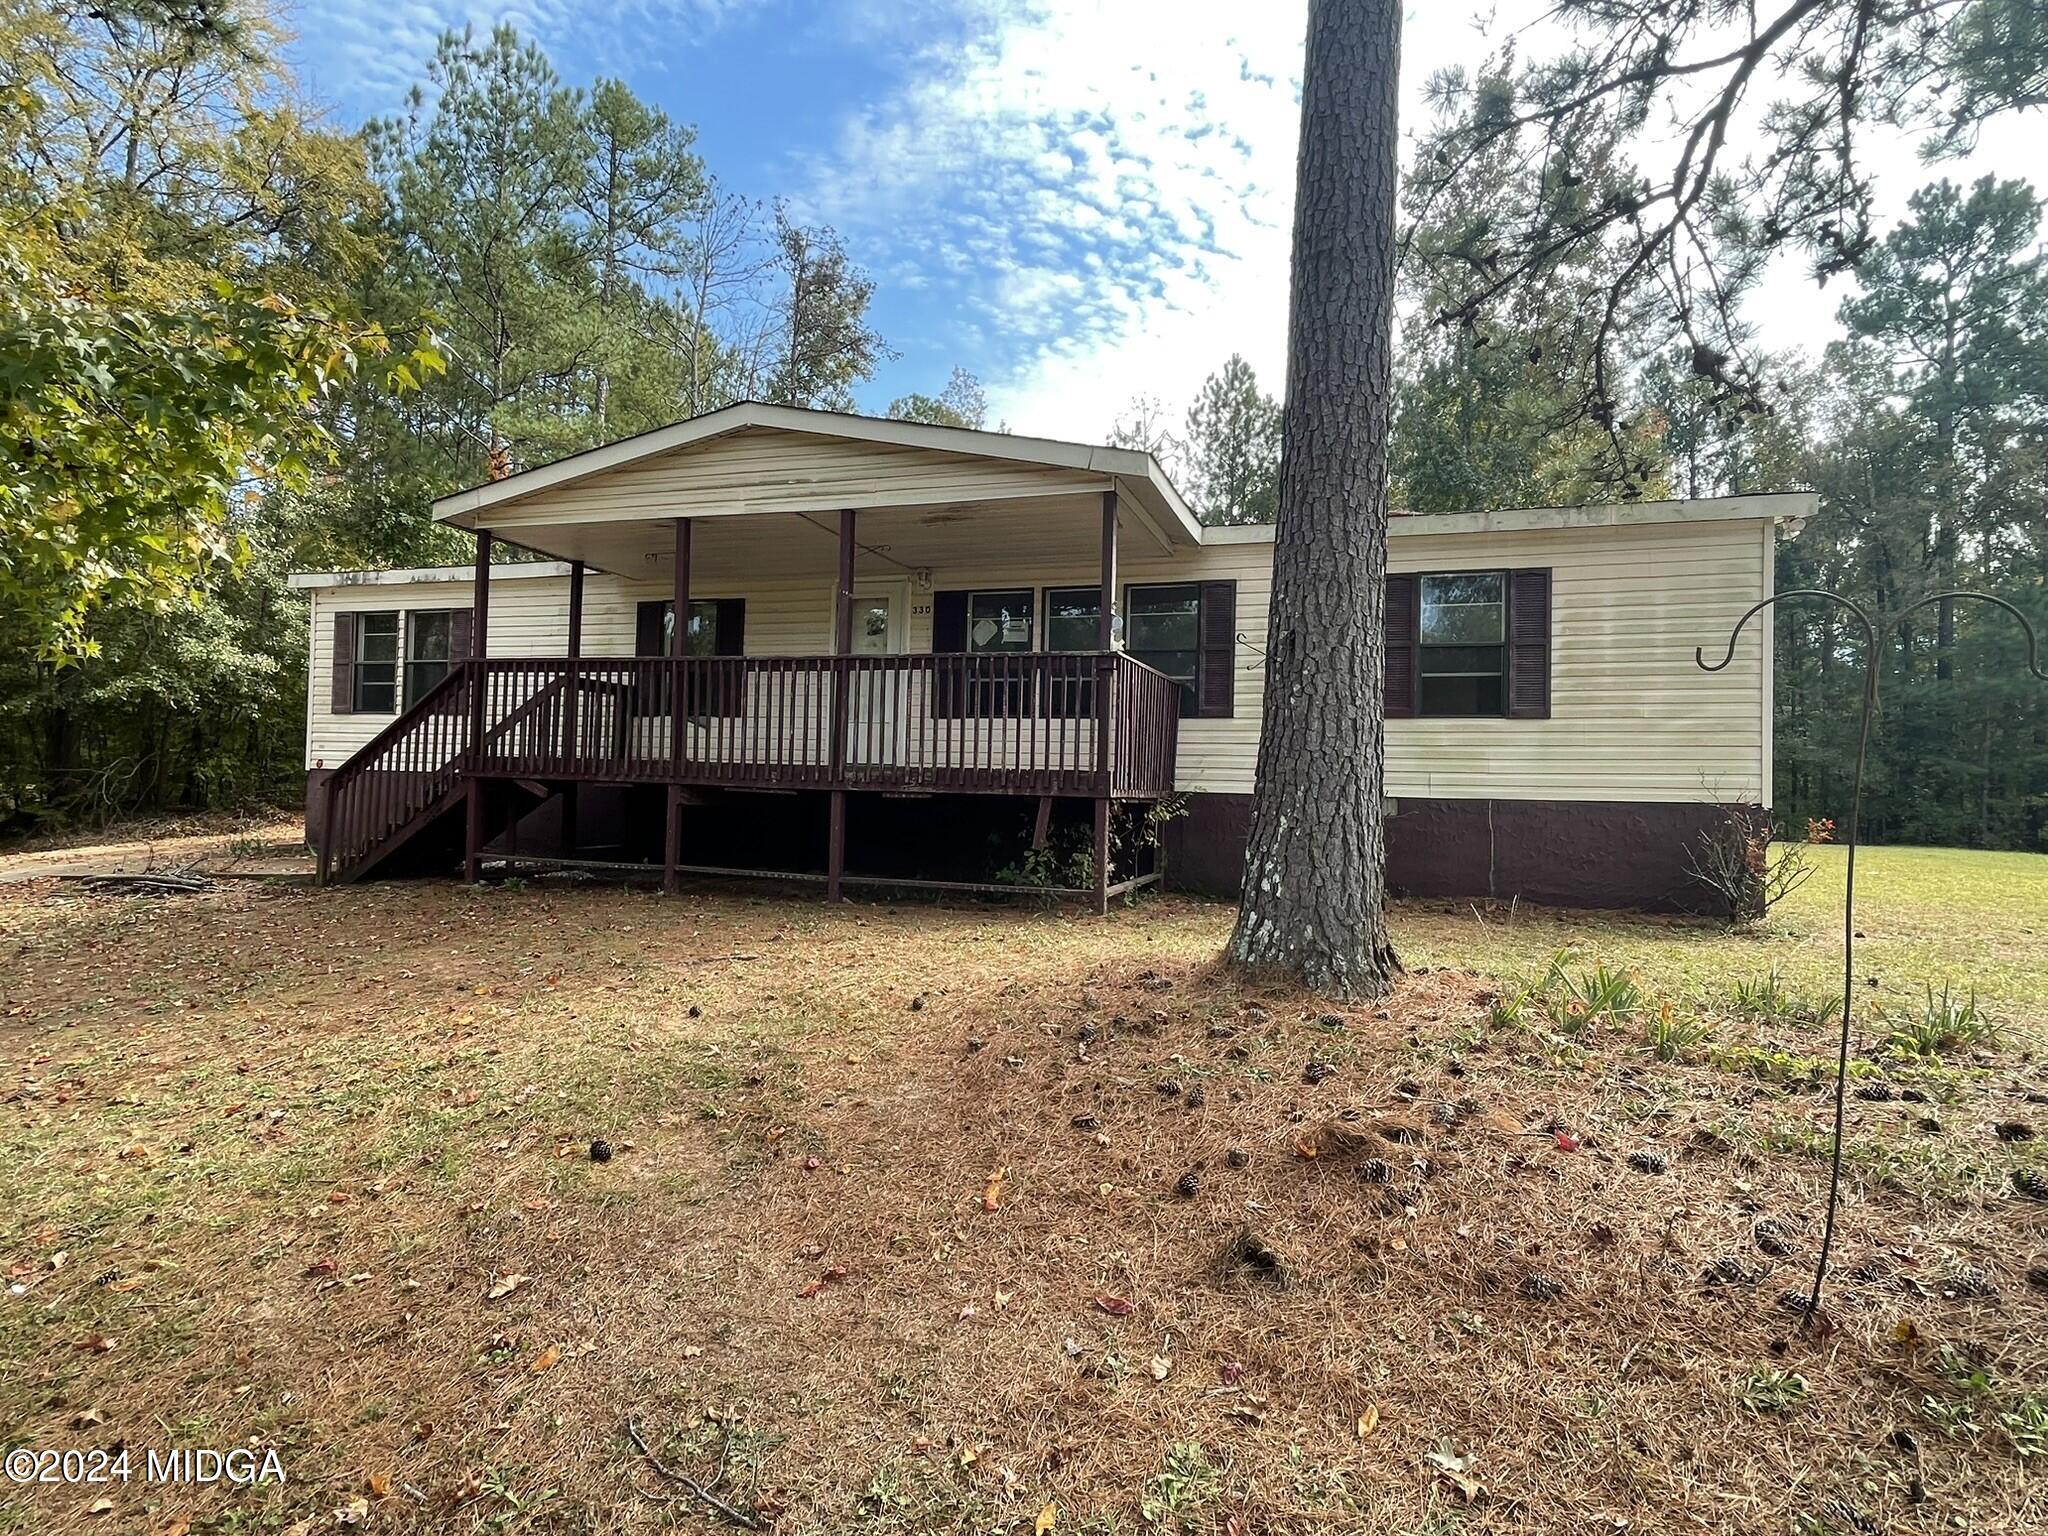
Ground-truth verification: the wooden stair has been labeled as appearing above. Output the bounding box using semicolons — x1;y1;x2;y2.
317;667;475;885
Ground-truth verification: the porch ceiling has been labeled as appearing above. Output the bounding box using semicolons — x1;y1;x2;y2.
483;490;1168;581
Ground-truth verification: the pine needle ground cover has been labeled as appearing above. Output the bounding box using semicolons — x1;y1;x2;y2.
1;827;2044;1535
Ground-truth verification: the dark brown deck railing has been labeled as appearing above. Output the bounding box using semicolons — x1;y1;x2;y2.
318;665;471;883
466;651;1181;797
321;651;1181;881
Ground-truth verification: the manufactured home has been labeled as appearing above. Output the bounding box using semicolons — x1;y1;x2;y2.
293;402;1809;911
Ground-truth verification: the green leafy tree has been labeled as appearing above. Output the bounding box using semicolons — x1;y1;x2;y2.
760;204;887;410
1182;355;1280;524
577;77;707;431
888;366;988;429
366;26;595;474
1777;178;2048;849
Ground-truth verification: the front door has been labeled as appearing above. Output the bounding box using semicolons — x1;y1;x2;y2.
847;581;909;773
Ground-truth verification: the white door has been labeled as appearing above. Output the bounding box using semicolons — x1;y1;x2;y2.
847;582;909;770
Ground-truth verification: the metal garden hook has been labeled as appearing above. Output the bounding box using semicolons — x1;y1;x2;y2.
1696;586;2043;1330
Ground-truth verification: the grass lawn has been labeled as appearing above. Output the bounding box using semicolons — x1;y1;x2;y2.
1404;843;2048;1026
2;823;2045;1535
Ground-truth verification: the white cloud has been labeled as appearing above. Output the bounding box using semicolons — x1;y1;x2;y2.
285;0;741;112
809;0;2045;446
802;0;1313;441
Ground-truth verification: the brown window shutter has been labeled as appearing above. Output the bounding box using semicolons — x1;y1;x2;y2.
1507;568;1552;720
634;599;668;656
713;598;746;655
931;591;968;652
449;608;473;661
1383;574;1419;719
330;612;356;714
1196;581;1236;718
931;591;969;719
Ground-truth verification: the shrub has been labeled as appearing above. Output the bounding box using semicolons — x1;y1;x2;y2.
1687;804;1813;926
1885;985;2000;1058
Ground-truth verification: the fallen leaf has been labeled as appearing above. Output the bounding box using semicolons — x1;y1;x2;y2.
1093;1293;1133;1317
1148;1354;1172;1381
1892;1317;1922;1348
366;1471;394;1498
73;1406;106;1428
1425;1446;1483;1502
486;1273;531;1301
681;1344;704;1359
530;1344;563;1373
798;1279;826;1298
1356;1403;1380;1439
982;1167;1007;1212
88;1498;114;1516
75;1333;115;1353
1035;1502;1057;1534
1219;1359;1246;1385
1554;1131;1580;1152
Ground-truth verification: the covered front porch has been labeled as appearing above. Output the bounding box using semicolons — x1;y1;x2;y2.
319;407;1203;907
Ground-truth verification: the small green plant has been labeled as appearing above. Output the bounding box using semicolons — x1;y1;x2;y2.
1140;1441;1221;1529
1935;1343;1997;1395
1921;1393;1982;1438
1728;968;1794;1019
1737;1365;1808;1413
1551;961;1643;1032
1643;1001;1712;1061
1885;984;1999;1058
1998;1394;2048;1457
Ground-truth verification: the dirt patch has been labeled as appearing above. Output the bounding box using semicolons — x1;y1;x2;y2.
2;868;2044;1534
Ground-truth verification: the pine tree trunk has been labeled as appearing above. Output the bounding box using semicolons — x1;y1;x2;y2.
1226;0;1401;998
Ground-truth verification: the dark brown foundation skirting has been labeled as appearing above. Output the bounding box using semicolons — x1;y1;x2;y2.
1162;792;1747;915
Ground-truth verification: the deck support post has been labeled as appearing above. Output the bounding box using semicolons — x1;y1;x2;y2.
827;509;855;901
1092;489;1117;914
561;559;584;854
663;784;682;895
1092;796;1111;915
463;530;492;883
672;519;691;775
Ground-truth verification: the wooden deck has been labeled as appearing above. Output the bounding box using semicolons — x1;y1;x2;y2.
318;652;1181;886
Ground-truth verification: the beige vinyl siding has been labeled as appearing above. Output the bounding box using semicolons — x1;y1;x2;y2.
475;427;1108;526
303;517;1771;804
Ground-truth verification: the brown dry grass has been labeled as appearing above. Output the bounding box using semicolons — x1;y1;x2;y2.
3;838;2046;1536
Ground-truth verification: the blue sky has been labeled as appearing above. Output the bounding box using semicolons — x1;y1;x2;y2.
286;1;2035;444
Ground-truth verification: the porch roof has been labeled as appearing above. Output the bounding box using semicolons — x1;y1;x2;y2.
429;402;1203;575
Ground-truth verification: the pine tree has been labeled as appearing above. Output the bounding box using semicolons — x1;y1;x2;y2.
1179;356;1281;524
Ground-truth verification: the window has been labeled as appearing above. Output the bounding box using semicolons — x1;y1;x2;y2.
1419;572;1505;717
643;598;741;659
352;612;399;714
1043;588;1101;716
404;610;458;708
635;598;746;717
964;589;1033;716
966;590;1034;654
1043;588;1101;652
1125;583;1201;717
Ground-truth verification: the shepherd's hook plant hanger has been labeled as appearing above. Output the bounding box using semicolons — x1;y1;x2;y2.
1697;588;2045;1329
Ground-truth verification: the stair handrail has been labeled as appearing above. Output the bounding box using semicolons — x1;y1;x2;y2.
318;661;474;884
